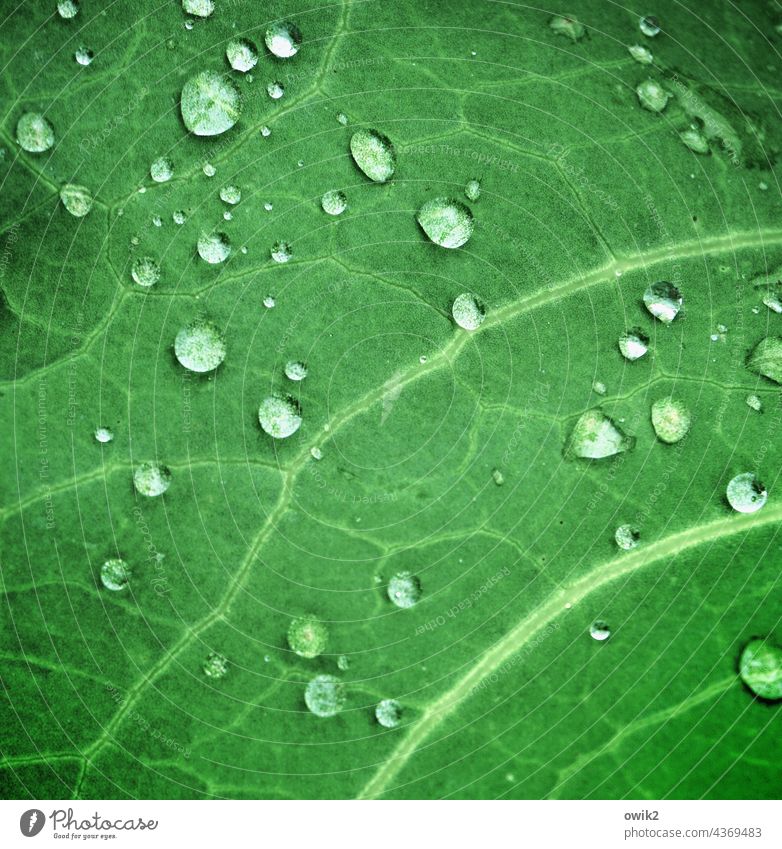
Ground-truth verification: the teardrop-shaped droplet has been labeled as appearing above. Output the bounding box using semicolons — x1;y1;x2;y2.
197;231;231;264
258;394;302;438
150;156;174;183
417;198;474;248
565;409;635;460
265;21;302;58
181;71;242;137
60;184;93;217
747;336;782;384
452;292;485;330
226;38;258;72
304;674;345;717
133;462;172;497
644;281;682;323
375;698;403;728
726;472;767;513
651;397;691;444
739;638;782;700
174;320;226;373
321;189;347;216
349;129;396;183
101;558;130;591
628;44;653;65
387;571;422;608
130;256;160;287
636;78;670;113
16;112;55;153
288;615;328;658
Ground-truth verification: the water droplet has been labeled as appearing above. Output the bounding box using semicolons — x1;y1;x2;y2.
321;189;347;216
202;161;216;177
644;281;682;323
387;571;422;609
133;462;172;497
226;37;258;72
219;184;241;204
592;380;607;395
74;46;94;66
57;0;79;19
223;210;232;221
101;558;130;591
288;615;328;658
310;446;323;460
745;394;763;412
197;231;231;264
628;44;653;64
636;78;670;112
260;124;271;137
174;319;226;373
182;0;213;17
258;394;302;438
202;651;228;679
565;409;635;460
271;240;292;263
130;256;160;288
181;71;242;137
266;80;285;100
265;21;302;58
492;468;504;486
150;155;174;183
762;291;782;313
94;426;114;444
337;654;350;670
152;214;162;228
465;179;481;201
419;355;427;364
549;15;585;41
264;201;273;212
263;295;276;308
680;126;710;154
304;674;345;717
639;15;661;37
349;129;396;183
60;184;93;217
451;292;485;330
375;699;402;728
336;111;348;125
739;638;782;700
726;472;767;513
16;112;54;153
759;180;768;191
184;19;194;30
173;209;186;224
747;336;782;384
284;360;307;381
417;198;474;248
651;397;691;444
615;524;639;550
590;620;612;641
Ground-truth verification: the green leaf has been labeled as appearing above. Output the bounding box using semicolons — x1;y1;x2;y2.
1;0;781;800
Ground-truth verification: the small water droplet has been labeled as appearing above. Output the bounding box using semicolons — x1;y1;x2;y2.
636;78;670;112
133;462;172;497
419;355;427;364
219;184;241;204
628;44;653;64
644;281;682;323
614;524;639;550
739;638;782;700
745;394;763;412
181;71;242;137
747;336;782;384
174;319;226;373
726;472;767;513
592;380;607;395
271;240;292;263
57;0;79;19
260;124;271;137
94;426;114;444
130;256;160;288
651;397;691;443
150;156;174;183
74;46;94;66
680;126;710;154
565;409;635;459
223;210;232;221
590;620;612;641
549;15;585;41
310;446;323;460
465;179;481;201
60;184;93;217
375;698;403;728
337;654;350;670
321;189;347;216
639;15;661;37
184;19;194;30
266;80;285;100
304;674;345;717
336;111;348;125
263;295;276;308
101;558;130;591
288;615;328;658
451;292;485;330
198;231;231;264
263;201;273;212
387;571;422;608
258;394;302;438
226;37;258;72
173;209;186;224
417;198;474;248
492;468;504;486
350;129;396;182
759;180;768;191
265;21;302;58
16;112;54;153
284;360;307;381
202;651;228;679
152;214;162;227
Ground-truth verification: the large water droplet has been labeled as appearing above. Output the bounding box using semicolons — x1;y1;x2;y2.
150;156;174;183
628;44;653;64
174;320;226;373
388;571;422;608
590;620;612;641
636;78;670;113
60;184;93;217
74;46;94;66
726;472;767;513
417;198;474;248
615;525;639;550
197;231;231;264
745;394;763;412
226;38;258;72
57;0;79;19
284;360;307;381
304;674;345;717
465;179;481;201
739;638;782;700
16;112;54;153
639;15;661;37
182;0;213;17
101;558;130;591
288;615;328;658
258;394;302;438
644;281;682;323
219;184;241;204
350;129;396;183
452;292;485;330
181;71;242;137
94;426;114;444
321;189;347;216
549;15;585;41
202;651;228;679
747;336;782;384
265;21;302;58
651;397;691;444
565;409;635;459
375;699;402;728
271;240;292;263
133;462;172;497
130;256;160;287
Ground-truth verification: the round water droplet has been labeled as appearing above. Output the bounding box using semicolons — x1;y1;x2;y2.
644;281;682;323
271;240;292;263
375;698;402;728
651;397;691;444
94;426;114;444
350;129;396;182
16;112;55;153
284;360;307;381
628;44;653;64
150;155;174;183
310;446;323;460
181;71;242;137
336;111;348;125
288;615;328;658
173;209;186;224
636;78;670;112
337;654;350;670
451;292;485;330
726;472;767;513
417;198;474;249
57;0;79;19
304;674;345;717
182;0;213;17
739;638;782;700
202;651;228;679
226;38;258;72
130;256;160;288
258;394;302;438
746;394;763;412
614;524;639;550
219;184;241;204
387;571;422;609
260;124;271;137
60;183;93;217
565;409;635;460
263;295;276;308
264;202;273;212
101;558;130;591
198;231;231;264
265;21;302;58
465;179;481;202
203;161;216;177
74;46;94;66
680;127;709;154
549;15;585;41
321;189;347;216
174;320;226;373
266;80;285;99
133;462;172;497
639;15;661;37
592;380;607;396
492;468;504;486
590;620;612;641
618;327;649;361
